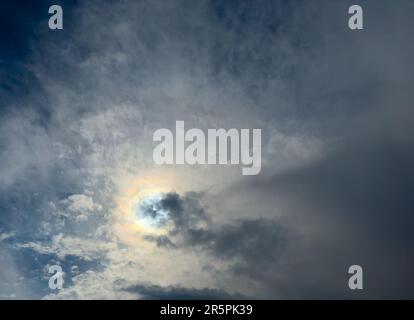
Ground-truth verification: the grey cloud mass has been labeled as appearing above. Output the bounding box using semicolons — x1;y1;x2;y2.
123;284;245;300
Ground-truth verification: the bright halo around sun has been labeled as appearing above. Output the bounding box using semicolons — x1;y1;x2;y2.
112;172;180;246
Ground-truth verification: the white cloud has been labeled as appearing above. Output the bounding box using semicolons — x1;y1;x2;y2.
0;232;15;243
16;234;114;261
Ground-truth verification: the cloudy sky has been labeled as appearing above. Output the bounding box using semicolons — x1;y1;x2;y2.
1;0;414;299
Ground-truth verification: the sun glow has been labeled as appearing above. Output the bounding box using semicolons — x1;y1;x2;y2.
112;172;180;246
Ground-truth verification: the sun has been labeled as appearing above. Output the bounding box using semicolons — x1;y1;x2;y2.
135;193;172;228
111;172;179;246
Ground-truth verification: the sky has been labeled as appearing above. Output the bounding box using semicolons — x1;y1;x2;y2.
1;0;414;299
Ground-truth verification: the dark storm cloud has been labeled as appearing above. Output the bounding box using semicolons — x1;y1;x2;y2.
173;217;285;263
147;192;286;288
123;283;244;300
228;106;414;298
146;192;285;254
143;235;176;248
146;192;209;233
208;219;284;262
142;191;211;248
158;84;414;298
205;0;414;298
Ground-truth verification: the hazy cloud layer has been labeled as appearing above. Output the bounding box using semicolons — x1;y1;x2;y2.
1;0;414;299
